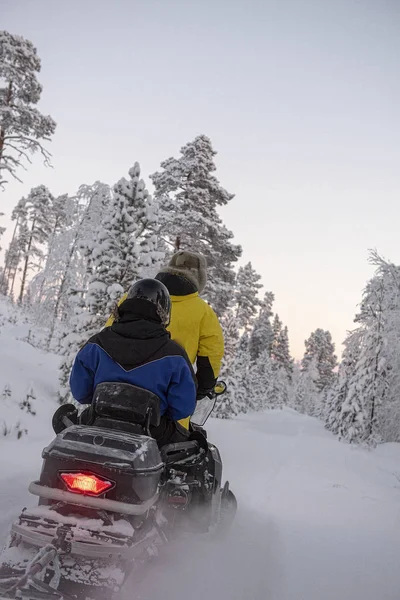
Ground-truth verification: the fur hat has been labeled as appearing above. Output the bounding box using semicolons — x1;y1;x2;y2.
158;250;207;293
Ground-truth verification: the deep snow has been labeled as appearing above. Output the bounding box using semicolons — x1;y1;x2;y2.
0;314;399;599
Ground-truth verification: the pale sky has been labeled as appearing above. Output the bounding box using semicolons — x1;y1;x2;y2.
1;0;399;359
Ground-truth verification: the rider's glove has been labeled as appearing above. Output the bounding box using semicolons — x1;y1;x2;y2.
196;388;214;401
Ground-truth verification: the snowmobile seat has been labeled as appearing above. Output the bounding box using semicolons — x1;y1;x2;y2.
92;382;161;428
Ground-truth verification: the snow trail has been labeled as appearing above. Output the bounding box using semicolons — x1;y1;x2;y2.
127;410;400;600
0;344;399;600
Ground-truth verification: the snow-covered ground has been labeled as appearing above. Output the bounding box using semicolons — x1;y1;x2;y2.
0;318;399;599
129;411;400;600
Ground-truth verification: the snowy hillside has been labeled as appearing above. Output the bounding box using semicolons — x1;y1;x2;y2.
0;317;399;599
0;297;60;441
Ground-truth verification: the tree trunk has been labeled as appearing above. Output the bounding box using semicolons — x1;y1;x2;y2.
47;233;78;348
18;218;35;304
0;83;13;168
37;216;59;304
368;294;384;437
0;217;19;293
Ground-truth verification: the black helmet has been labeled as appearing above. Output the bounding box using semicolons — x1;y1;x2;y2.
127;279;171;326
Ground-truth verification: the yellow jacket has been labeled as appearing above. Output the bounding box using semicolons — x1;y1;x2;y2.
106;292;224;381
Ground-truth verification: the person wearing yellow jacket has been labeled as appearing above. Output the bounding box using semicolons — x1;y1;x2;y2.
105;251;224;427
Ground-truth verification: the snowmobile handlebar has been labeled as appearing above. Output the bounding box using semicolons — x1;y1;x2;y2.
207;381;227;398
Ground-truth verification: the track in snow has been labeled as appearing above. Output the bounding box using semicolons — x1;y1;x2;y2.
1;409;400;600
127;409;400;600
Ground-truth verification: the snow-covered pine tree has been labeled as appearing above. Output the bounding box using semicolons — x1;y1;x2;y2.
215;331;254;418
288;362;301;409
86;162;162;317
0;215;6;294
17;185;54;303
270;315;293;377
234;262;262;331
301;329;337;394
28;194;78;326
215;310;241;419
249;349;273;411
271;314;282;354
0;197;27;297
221;309;240;364
150;135;242;316
337;254;400;443
294;357;320;416
325;329;362;435
76;182;113;281
277;326;293;378
233;333;252;414
48;182;113;337
249;291;274;361
268;366;290;409
0;213;4;253
1;236;20;296
58;164;162;402
267;314;292;407
0;31;56;186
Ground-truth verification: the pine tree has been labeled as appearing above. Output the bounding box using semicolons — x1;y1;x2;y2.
86;162;162;318
268;315;292;406
49;181;112;342
326;251;400;444
58;164;163;402
0;213;5;253
234;262;262;331
233;333;252;414
215;333;253;418
302;329;337;393
249;291;274;361
150;135;242;315
294;357;320;416
0;197;27;296
268;366;290;409
17;185;54;303
277;326;293;378
28;194;79;326
216;313;241;419
325;330;362;435
0;215;6;294
220;309;240;363
249;349;273;411
0;31;56;186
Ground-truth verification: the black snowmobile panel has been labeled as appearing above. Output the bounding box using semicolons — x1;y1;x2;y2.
43;426;162;471
40;425;164;502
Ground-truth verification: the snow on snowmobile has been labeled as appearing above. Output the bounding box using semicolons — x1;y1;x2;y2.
0;381;236;600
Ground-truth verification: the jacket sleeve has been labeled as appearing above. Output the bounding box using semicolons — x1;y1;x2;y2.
197;304;224;391
69;344;98;404
104;293;128;328
166;355;197;421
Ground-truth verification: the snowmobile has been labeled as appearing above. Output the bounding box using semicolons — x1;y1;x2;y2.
0;382;236;600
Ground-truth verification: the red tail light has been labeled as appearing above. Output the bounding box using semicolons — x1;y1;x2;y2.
60;472;113;496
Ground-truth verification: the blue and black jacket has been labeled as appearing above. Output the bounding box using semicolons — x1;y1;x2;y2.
69;298;197;423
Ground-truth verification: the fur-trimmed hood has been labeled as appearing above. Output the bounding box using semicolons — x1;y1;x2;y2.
157;251;207;293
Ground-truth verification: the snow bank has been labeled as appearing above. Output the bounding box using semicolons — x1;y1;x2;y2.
0;297;60;441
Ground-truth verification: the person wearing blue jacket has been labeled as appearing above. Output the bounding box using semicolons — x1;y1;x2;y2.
69;279;197;446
